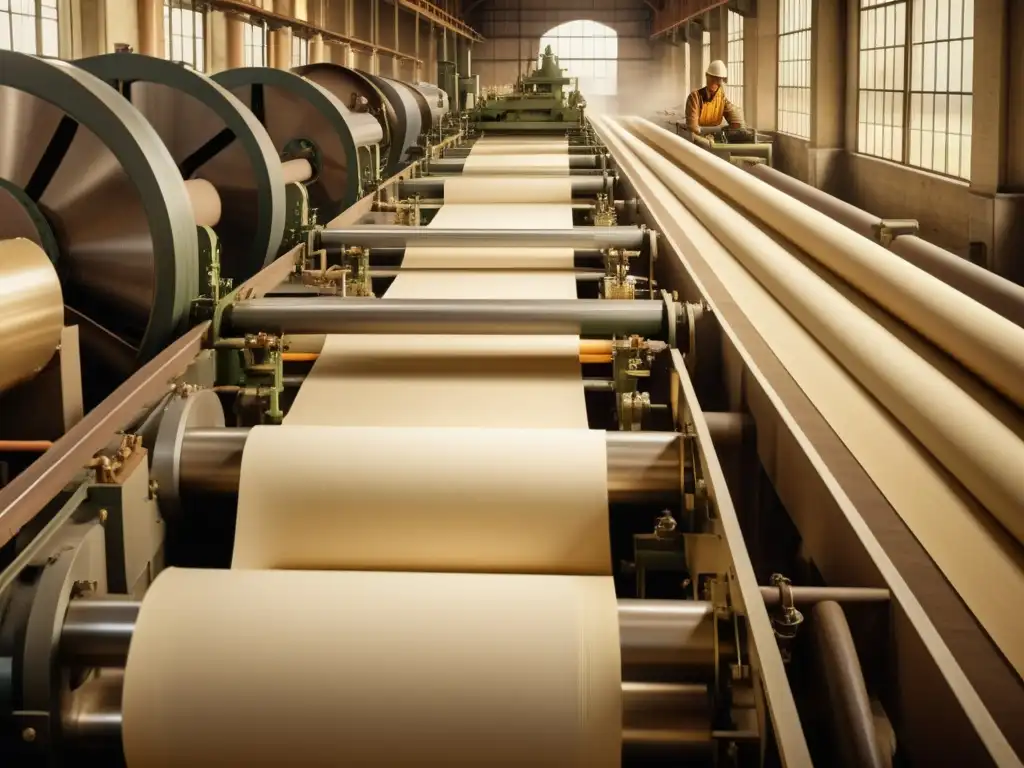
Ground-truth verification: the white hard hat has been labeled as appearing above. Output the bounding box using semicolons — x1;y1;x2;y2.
706;60;728;79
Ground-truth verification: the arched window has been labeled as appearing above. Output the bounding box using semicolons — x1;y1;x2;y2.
539;20;618;97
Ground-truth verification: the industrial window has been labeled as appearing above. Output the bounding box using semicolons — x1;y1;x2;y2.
909;0;974;178
857;0;905;161
727;11;745;114
539;19;618;97
857;0;974;180
244;19;267;67
164;0;205;72
291;34;308;68
0;0;59;57
701;29;710;78
777;0;812;139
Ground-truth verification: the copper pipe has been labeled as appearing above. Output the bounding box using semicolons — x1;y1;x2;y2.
0;441;53;453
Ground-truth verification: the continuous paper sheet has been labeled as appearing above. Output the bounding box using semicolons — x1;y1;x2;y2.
469;139;570;155
287;180;584;427
443;176;573;203
123;568;622;768
606;123;1024;678
233;425;611;574
463;153;570;175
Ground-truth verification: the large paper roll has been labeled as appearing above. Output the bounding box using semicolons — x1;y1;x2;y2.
123;568;622;768
233;425;611;573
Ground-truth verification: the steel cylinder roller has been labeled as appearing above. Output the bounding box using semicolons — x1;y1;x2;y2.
0;50;198;387
213;67;384;221
74;54;287;285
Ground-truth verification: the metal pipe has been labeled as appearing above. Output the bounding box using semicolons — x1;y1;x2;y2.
317;226;644;250
746;164;1024;329
63;671;123;744
890;236;1024;328
397;176;608;196
811;601;890;768
617;599;731;683
61;673;709;753
62;597;723;677
621;681;713;759
426;155;598;170
224;298;667;337
176;428;683;505
364;268;642;283
355;248;611;266
760;585;890;606
745;164;880;240
61;597;138;667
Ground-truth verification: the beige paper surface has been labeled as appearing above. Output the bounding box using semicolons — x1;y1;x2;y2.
285;334;589;427
463;153;570;175
233;425;611;574
469;139;570;155
443;176;573;203
600;118;1024;678
288;181;584;426
123;567;622;768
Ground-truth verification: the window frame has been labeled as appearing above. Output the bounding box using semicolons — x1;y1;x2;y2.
244;17;267;67
856;0;974;181
727;10;745;115
0;0;60;57
539;19;618;97
164;0;206;73
777;0;812;139
291;33;308;68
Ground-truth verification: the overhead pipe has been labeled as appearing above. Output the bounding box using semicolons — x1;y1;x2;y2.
624;117;1024;410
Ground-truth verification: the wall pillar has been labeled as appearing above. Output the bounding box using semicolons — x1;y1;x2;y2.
807;0;845;189
751;0;778;131
967;0;1022;282
137;0;163;58
710;6;727;66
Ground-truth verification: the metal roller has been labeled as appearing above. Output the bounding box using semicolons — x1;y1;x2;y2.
60;596;722;673
410;81;449;126
428;155;598;171
0;239;64;392
213;67;384;221
0;51;198;382
223;297;668;336
172;427;682;506
75;54;287;283
317;225;644;250
361;71;426;173
292;63;397;173
396;175;610;197
59;594;721;756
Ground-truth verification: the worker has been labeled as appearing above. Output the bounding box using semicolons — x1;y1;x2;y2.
685;59;744;139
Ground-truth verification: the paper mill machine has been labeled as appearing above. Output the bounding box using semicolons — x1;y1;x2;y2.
1;50;1023;768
